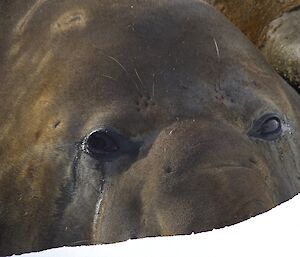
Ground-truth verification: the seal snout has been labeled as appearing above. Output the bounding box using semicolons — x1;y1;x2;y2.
91;119;275;243
146;119;275;232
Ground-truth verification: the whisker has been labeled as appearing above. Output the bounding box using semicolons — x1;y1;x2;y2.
101;74;117;81
106;55;142;94
107;55;128;74
213;37;220;61
213;37;221;92
134;68;145;90
152;73;155;98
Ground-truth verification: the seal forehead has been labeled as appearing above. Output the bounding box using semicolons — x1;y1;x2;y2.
12;0;292;132
6;0;298;136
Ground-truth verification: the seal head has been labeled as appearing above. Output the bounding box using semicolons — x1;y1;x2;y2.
1;0;300;255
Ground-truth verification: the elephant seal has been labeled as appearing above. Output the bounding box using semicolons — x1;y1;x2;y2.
205;0;300;92
1;0;300;255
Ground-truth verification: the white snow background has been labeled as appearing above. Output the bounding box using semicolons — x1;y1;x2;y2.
15;193;300;257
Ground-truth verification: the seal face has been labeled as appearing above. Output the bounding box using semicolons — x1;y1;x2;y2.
1;0;300;255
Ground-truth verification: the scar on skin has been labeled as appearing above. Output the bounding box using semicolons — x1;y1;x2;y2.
35;50;53;75
12;49;51;73
14;0;48;36
9;41;23;57
51;9;88;35
12;52;28;72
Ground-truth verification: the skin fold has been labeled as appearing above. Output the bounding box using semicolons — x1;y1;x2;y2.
1;0;300;255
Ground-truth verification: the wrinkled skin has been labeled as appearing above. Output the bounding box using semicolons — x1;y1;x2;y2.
1;0;300;255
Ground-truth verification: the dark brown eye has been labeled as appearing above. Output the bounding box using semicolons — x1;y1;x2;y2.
82;128;141;160
248;113;282;141
86;130;119;156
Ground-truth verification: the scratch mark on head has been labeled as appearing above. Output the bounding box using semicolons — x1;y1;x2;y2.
14;0;48;36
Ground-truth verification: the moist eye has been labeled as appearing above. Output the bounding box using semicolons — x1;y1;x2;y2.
85;130;119;155
248;113;283;141
82;128;141;160
260;117;281;136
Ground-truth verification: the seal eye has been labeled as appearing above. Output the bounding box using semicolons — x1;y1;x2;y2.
248;113;282;141
260;118;281;136
83;128;141;159
86;130;119;156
